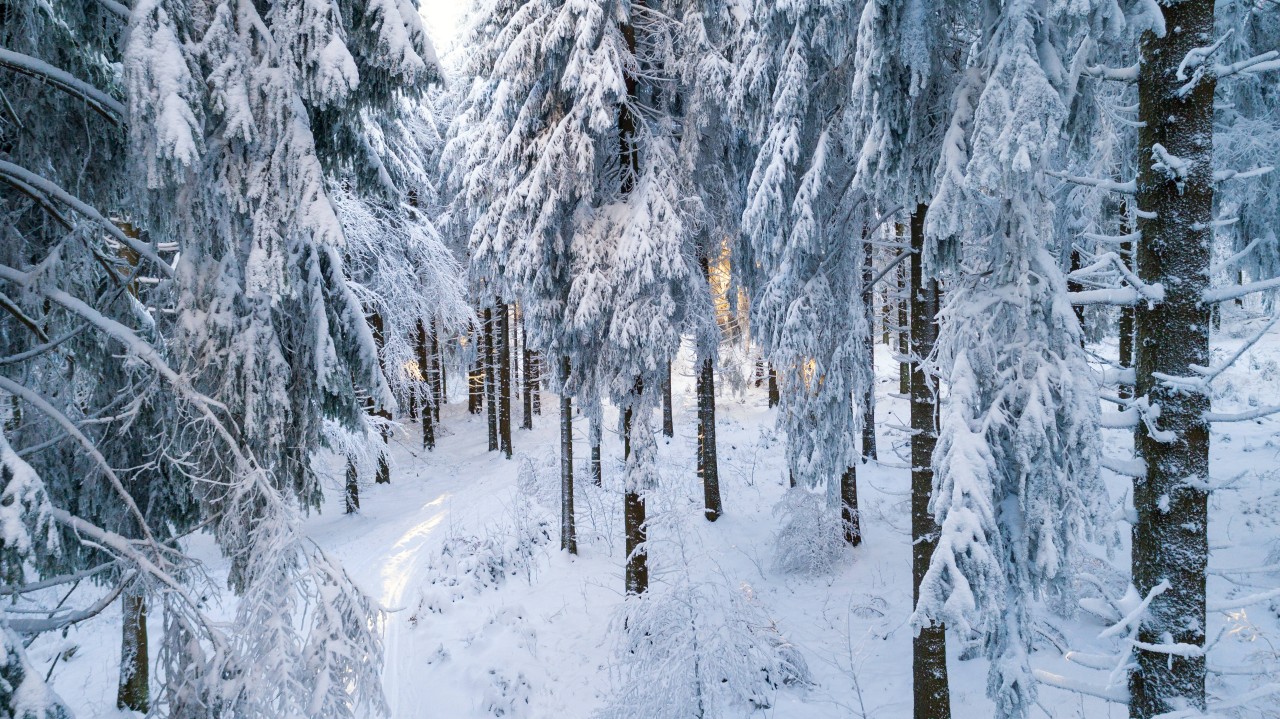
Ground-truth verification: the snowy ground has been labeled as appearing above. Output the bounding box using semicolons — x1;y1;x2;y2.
32;317;1280;718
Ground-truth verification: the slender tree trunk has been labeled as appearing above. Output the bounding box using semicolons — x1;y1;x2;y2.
484;306;498;452
861;226;878;461
468;338;483;416
590;409;603;487
697;357;722;521
1130;5;1214;715
521;312;534;430
117;589;148;712
559;356;576;554
767;364;779;408
418;320;435;451
431;319;443;422
1068;247;1087;342
498;300;513;459
623;378;647;595
1119;207;1136;401
898;259;911;396
661;360;674;439
344;460;359;514
531;351;542;416
909;203;950;719
370;313;391;484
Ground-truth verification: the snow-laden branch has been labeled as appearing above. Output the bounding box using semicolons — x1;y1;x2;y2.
1209;587;1280;612
2;573;129;633
1081;230;1140;247
1048;171;1136;194
1032;670;1129;703
0;290;49;341
1151;143;1191;187
0;160;173;278
1158;315;1279;392
1083;64;1139;82
1100;580;1169;639
1203;276;1280;303
0;48;125;123
1069;287;1143;306
1214;166;1274;183
94;0;131;21
1214;50;1280;82
1204;405;1280;423
1100;455;1146;477
1211;237;1262;276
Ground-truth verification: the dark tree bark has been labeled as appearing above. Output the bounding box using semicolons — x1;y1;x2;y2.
531;351;542;416
767;364;779;408
898;259;911;396
840;466;861;546
1130;5;1214;715
417;320;435;451
431;319;443;423
344;460;359;514
117;590;148;712
590;410;603;487
1068;247;1087;341
1119;209;1136;401
861;226;878;462
521;312;534;430
909;204;950;719
468;349;484;415
697;357;722;521
498;300;513;459
370;313;391;484
559;356;577;555
484;306;498;452
661;360;674;439
623;378;647;595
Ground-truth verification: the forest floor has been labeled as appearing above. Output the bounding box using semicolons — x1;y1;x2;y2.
38;317;1280;718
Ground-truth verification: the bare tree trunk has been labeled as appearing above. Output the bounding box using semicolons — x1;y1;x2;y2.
1068;247;1087;344
861;226;878;462
1130;4;1214;715
431;319;443;422
498;300;513;459
1119;207;1136;401
898;258;910;397
559;356;576;554
468;338;483;416
910;203;950;719
697;357;722;521
531;351;542;416
767;364;779;408
117;589;148;712
484;306;498;452
661;360;674;439
417;320;435;451
623;378;647;595
370;313;391;484
590;409;603;487
344;461;359;514
841;466;861;546
521;311;534;430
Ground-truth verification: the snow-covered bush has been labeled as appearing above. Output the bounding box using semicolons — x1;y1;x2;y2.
772;486;847;575
601;575;810;718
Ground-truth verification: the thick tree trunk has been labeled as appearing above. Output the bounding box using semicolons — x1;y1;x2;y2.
661;360;674;439
484;306;498;452
697;357;722;521
117;589;148;712
498;300;513;459
344;460;359;514
521;313;534;430
418;320;435;451
560;356;577;554
909;204;950;719
1068;247;1087;342
1119;207;1136;400
1130;5;1214;716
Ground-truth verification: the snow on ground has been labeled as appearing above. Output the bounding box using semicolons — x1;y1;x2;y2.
32;317;1280;718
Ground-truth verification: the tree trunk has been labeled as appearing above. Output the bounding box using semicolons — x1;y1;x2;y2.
697;356;722;521
841;466;861;546
898;259;911;396
418;320;435;451
521;312;534;430
623;378;647;595
431;319;443;423
1068;247;1087;342
767;364;779;408
498;300;513;459
370;313;391;484
1130;5;1214;715
468;340;483;415
1119;207;1136;401
484;306;498;452
861;226;878;461
117;589;148;713
560;356;577;555
661;360;674;439
590;410;603;487
531;351;542;416
909;203;950;719
344;460;359;514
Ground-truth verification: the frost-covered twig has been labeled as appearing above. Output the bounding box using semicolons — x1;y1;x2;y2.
0;48;125;122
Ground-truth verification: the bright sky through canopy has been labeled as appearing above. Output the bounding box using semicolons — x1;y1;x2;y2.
420;0;470;50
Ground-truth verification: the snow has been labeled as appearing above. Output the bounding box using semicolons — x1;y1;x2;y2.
22;322;1280;718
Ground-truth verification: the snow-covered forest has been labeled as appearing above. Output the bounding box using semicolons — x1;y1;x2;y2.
2;0;1279;717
